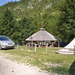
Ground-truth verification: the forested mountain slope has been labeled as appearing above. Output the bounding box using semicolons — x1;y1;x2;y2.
1;0;74;43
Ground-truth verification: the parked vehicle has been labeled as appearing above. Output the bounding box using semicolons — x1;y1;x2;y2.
0;36;15;50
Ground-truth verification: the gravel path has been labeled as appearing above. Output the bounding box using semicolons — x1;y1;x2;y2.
0;56;49;75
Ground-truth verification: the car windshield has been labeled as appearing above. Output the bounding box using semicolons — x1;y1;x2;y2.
0;36;9;41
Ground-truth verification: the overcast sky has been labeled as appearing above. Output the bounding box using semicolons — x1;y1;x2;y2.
0;0;20;6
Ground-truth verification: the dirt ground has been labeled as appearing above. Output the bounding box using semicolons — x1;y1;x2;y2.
0;56;50;75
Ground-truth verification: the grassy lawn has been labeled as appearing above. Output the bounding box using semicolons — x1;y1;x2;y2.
0;46;75;75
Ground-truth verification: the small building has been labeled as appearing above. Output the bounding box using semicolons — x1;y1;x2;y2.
26;28;58;46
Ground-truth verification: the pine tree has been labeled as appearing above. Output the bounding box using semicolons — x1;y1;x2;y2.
0;8;16;39
18;17;35;41
57;0;75;43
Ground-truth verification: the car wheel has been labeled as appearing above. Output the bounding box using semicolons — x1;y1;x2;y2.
0;45;2;50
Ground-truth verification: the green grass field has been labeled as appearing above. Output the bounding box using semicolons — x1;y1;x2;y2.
0;46;75;75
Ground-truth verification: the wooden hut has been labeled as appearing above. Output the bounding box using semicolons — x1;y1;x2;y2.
26;28;58;46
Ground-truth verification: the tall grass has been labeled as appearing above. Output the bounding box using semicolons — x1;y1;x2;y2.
0;46;75;75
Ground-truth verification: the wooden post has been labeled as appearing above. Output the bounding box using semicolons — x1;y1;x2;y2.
58;41;60;47
46;44;48;53
26;44;27;51
17;45;19;49
34;44;36;52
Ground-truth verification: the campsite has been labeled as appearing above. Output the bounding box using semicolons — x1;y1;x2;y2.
0;45;75;75
0;0;75;75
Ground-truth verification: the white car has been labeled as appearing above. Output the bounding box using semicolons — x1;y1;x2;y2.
0;36;15;50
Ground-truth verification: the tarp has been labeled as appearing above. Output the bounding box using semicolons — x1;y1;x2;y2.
56;38;75;55
60;41;67;47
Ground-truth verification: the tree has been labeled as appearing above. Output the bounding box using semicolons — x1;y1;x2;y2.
0;8;17;40
18;17;35;42
56;0;75;43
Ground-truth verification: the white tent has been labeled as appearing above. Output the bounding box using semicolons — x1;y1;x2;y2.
56;38;75;55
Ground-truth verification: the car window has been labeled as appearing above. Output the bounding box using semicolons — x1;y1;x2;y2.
0;37;9;41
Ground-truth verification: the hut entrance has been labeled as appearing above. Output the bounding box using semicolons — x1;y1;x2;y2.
26;42;36;52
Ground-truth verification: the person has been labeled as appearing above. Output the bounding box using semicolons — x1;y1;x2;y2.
48;42;52;47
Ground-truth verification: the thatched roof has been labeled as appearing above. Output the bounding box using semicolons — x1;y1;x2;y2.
26;28;58;41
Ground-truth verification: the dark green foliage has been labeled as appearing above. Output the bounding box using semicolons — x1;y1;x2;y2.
0;0;74;43
18;17;35;41
0;9;16;39
56;0;75;43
